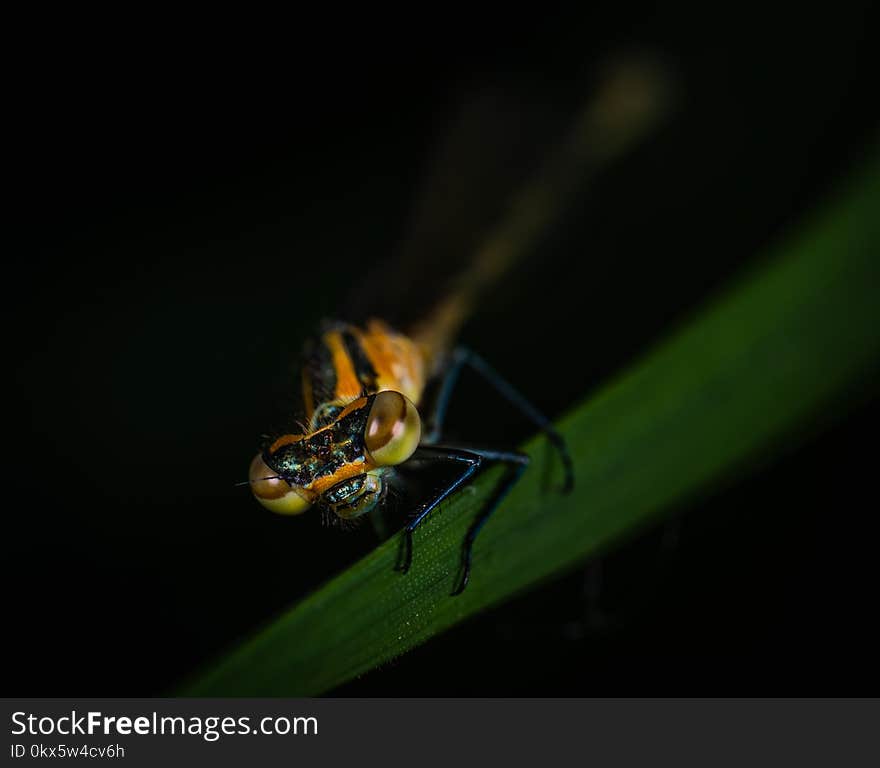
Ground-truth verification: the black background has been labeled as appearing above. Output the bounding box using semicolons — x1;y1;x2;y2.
6;6;879;695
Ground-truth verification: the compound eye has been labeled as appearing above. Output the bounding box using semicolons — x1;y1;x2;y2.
248;453;311;515
365;391;421;467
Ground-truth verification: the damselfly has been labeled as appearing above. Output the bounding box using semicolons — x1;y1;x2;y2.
247;61;670;594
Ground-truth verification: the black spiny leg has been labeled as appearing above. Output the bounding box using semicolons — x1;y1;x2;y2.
397;445;530;595
396;447;480;576
451;448;529;595
424;347;573;493
404;347;569;594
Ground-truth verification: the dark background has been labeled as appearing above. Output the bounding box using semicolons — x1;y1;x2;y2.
6;6;879;695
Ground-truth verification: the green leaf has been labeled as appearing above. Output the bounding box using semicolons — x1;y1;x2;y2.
181;149;880;696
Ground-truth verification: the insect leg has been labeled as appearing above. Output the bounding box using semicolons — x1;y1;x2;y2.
421;350;469;443
424;347;573;493
396;446;481;575
449;446;529;595
398;445;529;596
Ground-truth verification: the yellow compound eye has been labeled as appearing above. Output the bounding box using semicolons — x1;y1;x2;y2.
248;453;311;515
365;391;421;467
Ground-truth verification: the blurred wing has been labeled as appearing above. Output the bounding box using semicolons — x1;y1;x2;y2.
347;58;675;353
346;80;573;331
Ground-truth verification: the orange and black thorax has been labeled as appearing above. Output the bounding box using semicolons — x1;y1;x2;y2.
300;319;429;429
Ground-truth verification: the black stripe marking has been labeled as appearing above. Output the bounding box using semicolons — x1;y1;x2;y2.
342;328;379;395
